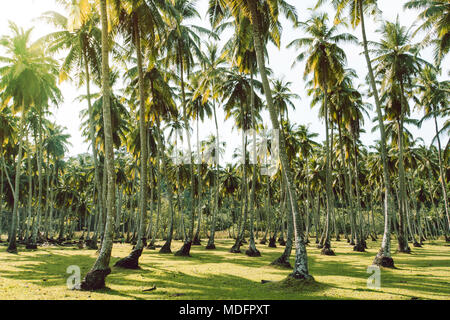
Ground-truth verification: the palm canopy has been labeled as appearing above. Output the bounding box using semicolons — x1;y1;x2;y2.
0;22;62;114
404;0;450;65
288;12;357;91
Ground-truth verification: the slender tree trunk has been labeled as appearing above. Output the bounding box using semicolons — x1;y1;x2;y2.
7;111;26;253
114;17;148;269
175;56;196;257
432;112;450;230
397;81;411;254
80;0;116;290
358;2;394;267
206;90;220;250
248;0;312;280
158;118;176;254
321;87;335;256
246;71;260;257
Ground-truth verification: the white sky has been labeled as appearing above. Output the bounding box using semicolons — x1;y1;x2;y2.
0;0;448;163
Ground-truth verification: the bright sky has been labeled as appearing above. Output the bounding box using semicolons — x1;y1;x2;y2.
1;0;449;163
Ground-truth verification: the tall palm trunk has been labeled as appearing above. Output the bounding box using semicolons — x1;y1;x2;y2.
193;115;203;245
114;16;148;269
358;1;394;267
206;89;220;250
80;0;116;290
246;71;260;257
175;56;196;257
83;45;103;248
248;0;312;280
432;111;449;231
397;81;411;253
29;112;44;249
158;118;176;254
230;95;249;253
7;111;26;253
321;88;335;255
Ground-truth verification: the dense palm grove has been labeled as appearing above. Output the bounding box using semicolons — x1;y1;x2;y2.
0;0;448;290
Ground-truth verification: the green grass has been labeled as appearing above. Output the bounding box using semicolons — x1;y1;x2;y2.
0;237;449;300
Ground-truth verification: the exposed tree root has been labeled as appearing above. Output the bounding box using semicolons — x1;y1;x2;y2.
245;247;261;257
268;237;277;248
192;235;201;246
278;237;286;246
80;268;111;291
270;255;292;269
321;247;335;256
174;241;192;257
114;248;143;269
85;239;98;250
373;254;395;268
205;243;216;250
353;243;366;252
159;242;172;254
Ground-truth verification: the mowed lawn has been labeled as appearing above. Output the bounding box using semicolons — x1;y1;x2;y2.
0;237;449;300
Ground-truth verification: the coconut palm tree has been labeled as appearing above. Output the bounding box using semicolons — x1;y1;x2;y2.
371;18;430;253
404;0;450;66
414;66;450;230
80;0;117;291
0;22;61;253
161;0;215;256
321;0;395;267
289;12;356;255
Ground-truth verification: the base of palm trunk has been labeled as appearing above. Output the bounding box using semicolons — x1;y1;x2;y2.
413;241;422;247
321;246;335;256
229;244;241;253
26;243;38;250
85;239;98;250
174;241;191;256
159;241;172;254
80;268;111;291
268;237;277;248
259;238;267;245
373;253;395;268
287;272;315;282
270;255;292;269
353;243;366;252
445;236;450;242
278;237;286;246
6;245;17;254
114;248;143;269
245;246;261;257
205;242;216;250
192;235;201;246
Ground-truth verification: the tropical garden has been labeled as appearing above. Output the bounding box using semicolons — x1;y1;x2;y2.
0;0;449;300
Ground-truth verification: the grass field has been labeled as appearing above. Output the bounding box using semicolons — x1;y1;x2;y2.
0;238;449;300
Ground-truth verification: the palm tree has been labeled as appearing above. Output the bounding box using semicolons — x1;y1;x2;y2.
322;0;395;267
161;0;215;256
80;0;116;291
414;66;450;231
39;3;104;249
194;42;227;249
215;0;313;281
112;0;168;269
0;22;61;253
404;0;450;66
289;12;356;255
371;18;430;253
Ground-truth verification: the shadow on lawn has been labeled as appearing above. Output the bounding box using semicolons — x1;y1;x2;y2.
1;239;449;299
